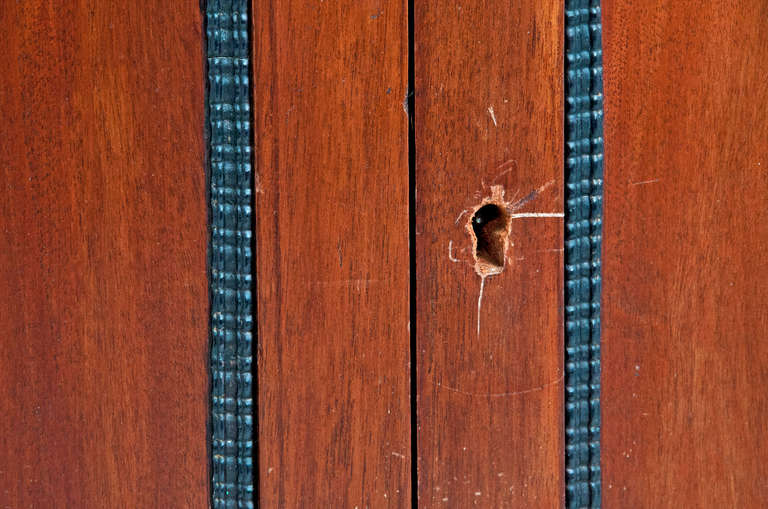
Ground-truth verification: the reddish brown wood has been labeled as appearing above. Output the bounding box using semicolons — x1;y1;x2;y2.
414;1;564;506
0;2;209;508
603;1;768;506
253;1;411;506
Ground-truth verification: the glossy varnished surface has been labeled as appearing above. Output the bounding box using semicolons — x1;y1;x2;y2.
414;1;564;506
603;1;768;505
253;1;411;506
0;2;209;508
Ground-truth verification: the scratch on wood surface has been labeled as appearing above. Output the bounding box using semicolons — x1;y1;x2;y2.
492;159;518;178
508;212;564;219
455;209;470;225
477;275;486;337
448;240;460;263
435;374;564;398
311;279;378;291
403;89;414;116
487;106;497;126
492;169;514;185
630;178;660;186
507;179;554;210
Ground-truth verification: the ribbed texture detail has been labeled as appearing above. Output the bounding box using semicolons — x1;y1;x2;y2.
565;0;603;508
207;1;254;508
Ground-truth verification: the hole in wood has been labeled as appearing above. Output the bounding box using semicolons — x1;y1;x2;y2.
471;203;509;273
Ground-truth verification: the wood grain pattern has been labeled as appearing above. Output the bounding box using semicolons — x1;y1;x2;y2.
603;1;768;506
414;1;564;506
253;1;411;506
0;2;209;508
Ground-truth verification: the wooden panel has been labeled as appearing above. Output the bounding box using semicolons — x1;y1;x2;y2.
0;2;208;508
414;1;564;506
603;1;768;506
253;1;410;506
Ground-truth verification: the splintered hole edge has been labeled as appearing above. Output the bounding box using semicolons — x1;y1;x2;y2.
470;203;510;275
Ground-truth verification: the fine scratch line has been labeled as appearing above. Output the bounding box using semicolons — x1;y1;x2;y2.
477;275;488;338
508;212;564;219
435;374;564;398
448;240;460;263
477;276;486;337
488;106;498;126
630;178;660;186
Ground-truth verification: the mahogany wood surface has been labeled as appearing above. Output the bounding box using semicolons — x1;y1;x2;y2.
8;1;767;506
0;2;209;508
253;1;411;506
603;1;768;506
414;1;564;506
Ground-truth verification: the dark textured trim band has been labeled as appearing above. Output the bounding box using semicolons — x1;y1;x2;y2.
565;0;603;507
206;1;254;507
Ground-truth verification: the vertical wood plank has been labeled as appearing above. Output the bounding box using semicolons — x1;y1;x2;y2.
603;1;768;506
414;1;564;506
253;1;411;506
0;2;209;507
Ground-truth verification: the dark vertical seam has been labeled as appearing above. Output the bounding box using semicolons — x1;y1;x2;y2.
408;0;418;506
